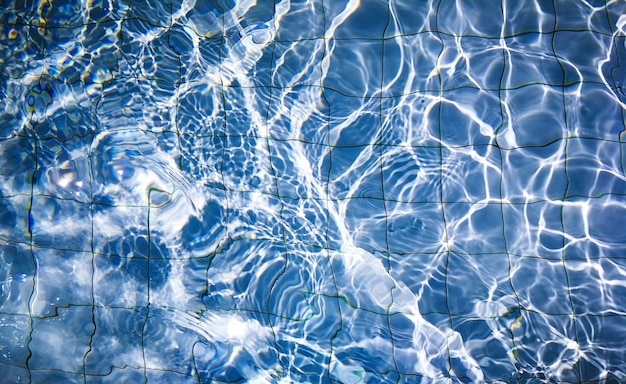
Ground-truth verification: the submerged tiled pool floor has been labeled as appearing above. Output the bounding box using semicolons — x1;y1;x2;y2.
1;0;626;383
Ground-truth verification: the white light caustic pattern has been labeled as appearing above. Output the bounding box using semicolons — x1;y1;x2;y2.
0;0;625;383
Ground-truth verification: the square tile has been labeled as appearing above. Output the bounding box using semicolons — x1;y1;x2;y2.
324;39;383;97
117;20;167;78
271;40;326;90
330;246;397;312
385;2;438;37
301;291;342;349
386;203;446;254
567;258;626;315
329;145;382;199
84;307;148;375
0;195;30;244
389;252;445;298
451;316;516;383
504;33;564;88
564;140;626;199
0;313;31;366
437;0;504;37
332;0;389;39
579;195;626;256
554;1;612;33
177;84;225;137
388;312;451;377
143;310;197;375
324;89;376;142
382;33;441;96
382;146;441;203
329;102;380;148
0;135;36;196
447;253;515;316
381;93;442;147
508;310;580;383
34;137;92;203
31;248;93;317
414;258;449;315
275;3;325;40
96;79;157;130
510;256;573;315
221;86;268;137
439;88;502;147
444;202;508;255
501;142;568;202
331;300;396;374
267;140;330;200
503;84;567;147
342;196;387;253
0;243;35;315
152;258;209;312
234;39;275;89
94;250;149;308
264;254;321;322
277;198;328;249
219;134;273;192
503;0;554;35
176;197;228;259
179;134;226;185
441;146;502;203
566;83;624;141
92;204;148;252
29;307;93;373
554;31;613;84
503;201;570;260
575;314;626;382
81;18;120;63
205;239;288;314
439;36;505;91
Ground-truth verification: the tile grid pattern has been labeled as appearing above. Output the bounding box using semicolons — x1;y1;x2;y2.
0;0;625;383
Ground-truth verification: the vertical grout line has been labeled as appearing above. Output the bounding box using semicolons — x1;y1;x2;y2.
262;0;289;374
604;0;626;177
433;0;458;379
170;6;185;186
496;1;523;381
137;6;171;382
320;0;344;381
141;189;152;384
214;2;232;278
201;0;228;323
378;16;392;275
23;0;53;377
24;115;37;384
377;2;402;382
82;65;102;384
550;0;583;381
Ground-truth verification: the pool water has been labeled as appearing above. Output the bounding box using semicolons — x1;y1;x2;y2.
1;0;626;383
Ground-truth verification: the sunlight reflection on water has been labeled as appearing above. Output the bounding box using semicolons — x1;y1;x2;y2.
0;0;625;383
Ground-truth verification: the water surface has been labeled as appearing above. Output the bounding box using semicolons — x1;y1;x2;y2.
0;0;625;383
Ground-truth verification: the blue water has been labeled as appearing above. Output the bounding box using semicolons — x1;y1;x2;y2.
1;0;626;383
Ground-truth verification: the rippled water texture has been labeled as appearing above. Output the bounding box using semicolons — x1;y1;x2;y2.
1;0;626;383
